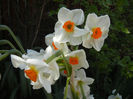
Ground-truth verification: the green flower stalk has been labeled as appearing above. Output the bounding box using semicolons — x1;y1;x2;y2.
78;81;86;99
45;50;63;64
64;77;70;99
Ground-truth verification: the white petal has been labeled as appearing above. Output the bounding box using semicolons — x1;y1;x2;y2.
69;36;82;45
31;81;42;89
45;33;54;46
44;46;54;59
88;95;94;99
84;78;94;85
75;69;86;79
101;29;109;40
58;7;73;23
108;95;115;99
82;33;93;49
73;27;88;37
55;29;70;43
53;37;70;54
48;61;60;81
78;50;89;69
40;49;45;54
54;21;62;32
26;59;49;68
92;38;104;51
27;49;39;56
39;73;52;93
112;89;116;94
82;38;93;49
85;13;98;29
22;49;44;59
82;85;90;97
97;15;110;31
71;9;84;25
11;54;26;69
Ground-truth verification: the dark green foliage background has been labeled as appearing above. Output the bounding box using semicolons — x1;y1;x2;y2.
0;0;133;99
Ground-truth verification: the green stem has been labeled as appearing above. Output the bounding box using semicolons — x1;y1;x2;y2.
0;40;16;49
45;50;62;64
70;84;79;99
79;81;86;99
64;77;70;99
0;25;25;53
62;53;71;77
59;67;66;72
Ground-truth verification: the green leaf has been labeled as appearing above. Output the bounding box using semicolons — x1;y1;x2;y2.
0;64;11;88
0;40;16;49
0;25;25;53
118;56;130;67
10;86;19;99
0;53;9;61
122;28;130;34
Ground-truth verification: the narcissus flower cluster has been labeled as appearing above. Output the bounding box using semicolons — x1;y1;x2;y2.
108;89;122;99
10;7;111;99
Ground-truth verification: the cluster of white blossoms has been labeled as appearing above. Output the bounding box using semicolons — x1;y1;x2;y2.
10;7;111;99
108;89;122;99
11;47;59;93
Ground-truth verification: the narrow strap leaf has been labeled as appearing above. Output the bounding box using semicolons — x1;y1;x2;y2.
0;40;16;49
0;25;25;53
0;49;22;61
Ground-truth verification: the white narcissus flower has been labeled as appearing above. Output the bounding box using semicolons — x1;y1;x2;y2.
108;93;122;99
54;7;87;45
65;69;94;99
74;69;94;98
11;46;59;93
75;69;94;86
45;33;70;54
82;13;110;51
108;89;122;99
65;49;89;70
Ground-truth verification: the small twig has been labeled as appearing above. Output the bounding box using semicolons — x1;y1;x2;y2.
31;0;46;48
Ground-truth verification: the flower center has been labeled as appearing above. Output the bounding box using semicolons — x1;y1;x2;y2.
52;42;58;50
92;27;102;39
63;21;74;32
24;66;38;82
69;56;79;65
